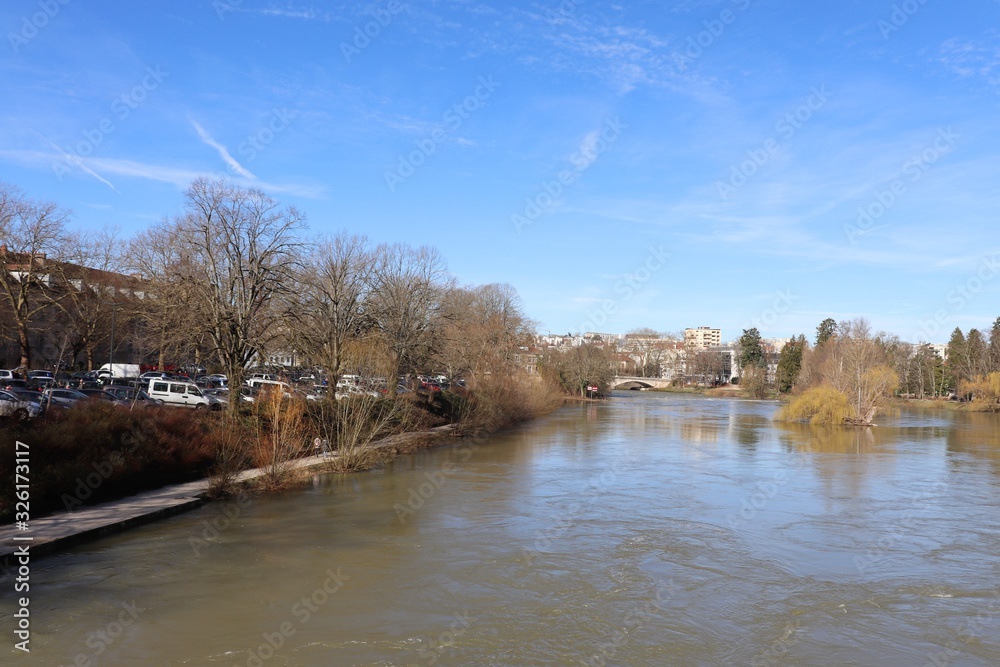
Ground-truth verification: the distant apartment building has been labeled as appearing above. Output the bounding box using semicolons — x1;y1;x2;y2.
0;248;142;371
684;327;721;350
762;337;793;354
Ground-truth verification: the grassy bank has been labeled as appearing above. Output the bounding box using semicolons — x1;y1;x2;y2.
0;376;563;523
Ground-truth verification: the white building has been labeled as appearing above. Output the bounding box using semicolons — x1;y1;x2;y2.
684;327;721;350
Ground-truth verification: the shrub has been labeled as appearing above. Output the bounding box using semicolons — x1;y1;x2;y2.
457;374;563;433
959;372;1000;411
776;385;851;424
0;403;225;522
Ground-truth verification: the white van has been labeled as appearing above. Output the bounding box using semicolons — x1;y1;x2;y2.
147;379;220;410
246;378;292;397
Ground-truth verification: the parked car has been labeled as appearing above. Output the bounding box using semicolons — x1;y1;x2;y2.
27;370;55;380
42;388;89;409
103;377;138;389
2;379;30;392
27;377;55;391
104;386;164;408
146;379;222;410
77;388;129;406
140;371;170;381
232;386;259;403
0;369;22;381
7;389;45;412
245;378;293;396
0;389;43;422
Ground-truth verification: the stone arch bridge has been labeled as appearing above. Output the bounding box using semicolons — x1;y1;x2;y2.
610;376;672;390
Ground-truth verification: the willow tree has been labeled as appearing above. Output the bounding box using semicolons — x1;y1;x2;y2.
781;318;898;425
174;179;304;412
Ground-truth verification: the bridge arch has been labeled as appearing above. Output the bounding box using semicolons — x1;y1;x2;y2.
609;376;672;390
612;380;654;390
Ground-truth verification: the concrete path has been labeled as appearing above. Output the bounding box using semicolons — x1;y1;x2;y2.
0;424;456;564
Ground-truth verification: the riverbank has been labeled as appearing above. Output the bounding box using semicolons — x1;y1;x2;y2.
0;424;459;565
0;375;567;563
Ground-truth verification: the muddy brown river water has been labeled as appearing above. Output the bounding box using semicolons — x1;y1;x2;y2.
2;392;999;665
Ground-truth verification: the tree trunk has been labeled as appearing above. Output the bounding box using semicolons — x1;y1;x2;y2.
17;322;31;370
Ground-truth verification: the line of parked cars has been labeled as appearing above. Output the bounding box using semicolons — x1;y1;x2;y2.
1;365;468;424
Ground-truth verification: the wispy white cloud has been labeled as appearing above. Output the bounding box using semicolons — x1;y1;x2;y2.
189;118;257;180
31;131;120;193
939;36;1000;86
0;150;324;198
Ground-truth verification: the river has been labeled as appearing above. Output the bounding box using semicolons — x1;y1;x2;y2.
3;392;1000;666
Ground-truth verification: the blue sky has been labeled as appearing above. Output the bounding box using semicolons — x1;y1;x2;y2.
2;1;999;344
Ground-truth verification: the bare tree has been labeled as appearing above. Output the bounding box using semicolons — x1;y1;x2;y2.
437;283;533;385
128;221;205;370
823;318;899;424
623;328;666;377
368;243;449;395
0;183;69;370
292;233;371;393
174;179;305;411
51;227;130;370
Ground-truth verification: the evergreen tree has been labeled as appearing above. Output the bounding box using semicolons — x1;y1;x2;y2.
775;336;804;393
815;318;836;347
967;328;987;378
945;327;967;390
738;327;765;371
988;317;1000;373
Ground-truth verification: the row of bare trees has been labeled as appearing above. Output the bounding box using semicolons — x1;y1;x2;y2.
0;179;535;414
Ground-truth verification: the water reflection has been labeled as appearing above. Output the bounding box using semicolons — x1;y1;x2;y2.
2;393;999;666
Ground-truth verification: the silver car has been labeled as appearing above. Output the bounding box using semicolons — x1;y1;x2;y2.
0;389;44;422
42;388;89;409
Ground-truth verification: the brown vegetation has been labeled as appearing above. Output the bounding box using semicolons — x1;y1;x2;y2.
779;318;899;425
0;403;221;521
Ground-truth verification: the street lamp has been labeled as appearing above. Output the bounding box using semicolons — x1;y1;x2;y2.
108;300;117;371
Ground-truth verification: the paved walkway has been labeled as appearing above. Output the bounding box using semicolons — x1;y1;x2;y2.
0;425;456;563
